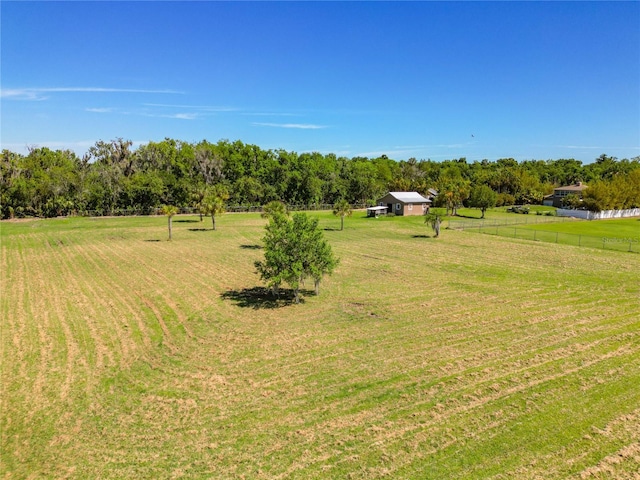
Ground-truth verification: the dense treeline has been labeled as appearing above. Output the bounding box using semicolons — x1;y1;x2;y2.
1;138;639;218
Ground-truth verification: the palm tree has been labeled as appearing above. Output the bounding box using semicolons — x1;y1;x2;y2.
424;212;441;238
332;199;352;231
201;194;226;231
191;184;207;221
161;205;178;240
261;200;289;220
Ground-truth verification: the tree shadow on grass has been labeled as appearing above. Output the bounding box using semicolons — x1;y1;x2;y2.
323;227;340;232
175;219;200;223
144;239;162;242
220;287;313;309
412;234;437;239
188;228;210;232
240;244;262;250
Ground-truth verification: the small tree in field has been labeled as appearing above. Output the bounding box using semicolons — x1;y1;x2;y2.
191;183;207;222
468;185;497;218
255;212;338;303
201;185;228;231
161;205;178;240
424;212;442;238
332;199;352;231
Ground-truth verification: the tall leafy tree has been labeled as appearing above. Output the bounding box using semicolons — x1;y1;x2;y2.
436;177;470;216
468;185;497;218
194;142;224;186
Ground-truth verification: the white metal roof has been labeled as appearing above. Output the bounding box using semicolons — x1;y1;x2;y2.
387;192;431;203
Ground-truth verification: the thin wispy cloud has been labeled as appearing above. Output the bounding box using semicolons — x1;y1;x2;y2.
85;107;115;113
143;103;237;112
243;112;301;117
86;106;199;120
161;113;199;120
252;122;327;130
1;87;183;101
558;145;602;150
138;111;201;120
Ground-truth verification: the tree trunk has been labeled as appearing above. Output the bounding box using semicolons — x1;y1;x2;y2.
341;215;344;231
314;278;320;295
168;217;173;241
211;214;216;231
294;288;300;304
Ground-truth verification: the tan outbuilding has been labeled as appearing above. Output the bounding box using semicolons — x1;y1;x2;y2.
377;192;432;216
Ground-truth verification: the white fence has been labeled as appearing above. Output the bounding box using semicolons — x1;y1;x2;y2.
557;208;640;220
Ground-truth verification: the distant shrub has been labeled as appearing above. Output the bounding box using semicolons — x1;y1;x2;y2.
496;193;516;207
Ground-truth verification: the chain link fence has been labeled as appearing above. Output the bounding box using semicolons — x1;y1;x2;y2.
446;215;575;230
454;221;639;253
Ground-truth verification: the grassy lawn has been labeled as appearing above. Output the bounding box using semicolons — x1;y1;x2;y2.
518;217;640;238
455;215;640;253
2;212;639;478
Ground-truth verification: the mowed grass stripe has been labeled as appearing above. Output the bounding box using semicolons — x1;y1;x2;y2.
55;238;118;371
2;243;33;386
77;241;158;357
67;241;146;367
94;232;251;344
3;238;88;474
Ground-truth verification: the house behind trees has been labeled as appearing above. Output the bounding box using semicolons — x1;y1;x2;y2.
548;182;588;207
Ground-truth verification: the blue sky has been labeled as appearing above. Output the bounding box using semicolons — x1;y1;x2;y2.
2;1;639;163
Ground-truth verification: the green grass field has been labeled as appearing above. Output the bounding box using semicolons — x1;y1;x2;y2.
2;212;639;479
